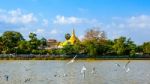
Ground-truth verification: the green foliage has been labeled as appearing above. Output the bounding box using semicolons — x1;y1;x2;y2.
0;36;3;53
136;45;143;53
61;45;75;55
87;44;97;57
130;50;136;56
83;41;97;57
29;32;37;40
50;49;59;55
29;32;40;50
17;40;30;54
82;28;110;57
113;37;126;55
1;31;24;53
0;29;148;59
18;41;30;50
82;39;112;57
0;31;49;54
143;42;150;54
39;37;47;49
72;42;85;54
125;38;137;55
112;37;137;56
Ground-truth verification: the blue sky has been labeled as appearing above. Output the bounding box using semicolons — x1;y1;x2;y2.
0;0;150;44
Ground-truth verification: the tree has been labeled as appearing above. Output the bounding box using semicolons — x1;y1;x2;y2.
39;37;47;49
83;27;106;42
65;33;71;40
143;42;150;55
73;42;85;54
29;32;37;40
113;37;126;55
82;27;107;57
29;32;40;50
136;45;143;53
112;37;137;56
61;45;75;55
125;38;136;56
0;36;3;53
1;31;24;53
17;40;30;54
84;40;97;57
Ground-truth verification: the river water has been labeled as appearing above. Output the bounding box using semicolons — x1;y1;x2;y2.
0;60;150;84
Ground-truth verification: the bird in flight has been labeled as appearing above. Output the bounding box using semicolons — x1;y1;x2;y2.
67;55;77;64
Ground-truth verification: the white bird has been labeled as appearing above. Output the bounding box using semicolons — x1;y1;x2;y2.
124;60;131;72
125;67;130;72
81;66;86;73
63;73;67;77
81;65;86;79
125;61;130;67
67;55;77;64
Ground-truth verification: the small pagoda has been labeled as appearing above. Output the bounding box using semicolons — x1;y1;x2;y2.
58;29;80;48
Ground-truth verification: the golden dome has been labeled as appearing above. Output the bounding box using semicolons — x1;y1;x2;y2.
58;29;80;48
69;29;79;45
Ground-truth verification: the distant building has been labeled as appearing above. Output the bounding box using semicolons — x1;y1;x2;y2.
46;39;58;49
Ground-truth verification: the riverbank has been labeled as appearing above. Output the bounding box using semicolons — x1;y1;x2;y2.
0;54;149;60
0;57;150;60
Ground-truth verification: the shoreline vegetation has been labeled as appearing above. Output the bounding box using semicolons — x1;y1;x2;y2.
0;27;150;60
0;54;150;60
1;57;150;60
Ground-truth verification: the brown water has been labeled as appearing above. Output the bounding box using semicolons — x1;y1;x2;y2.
0;60;150;84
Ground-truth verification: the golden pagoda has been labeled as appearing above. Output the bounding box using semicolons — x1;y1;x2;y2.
58;29;80;48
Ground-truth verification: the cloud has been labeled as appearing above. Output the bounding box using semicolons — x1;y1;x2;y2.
53;15;98;25
36;28;45;34
0;8;37;25
53;15;83;24
112;15;150;28
0;8;43;40
102;14;150;44
127;15;150;28
50;29;58;34
105;15;150;38
42;19;49;26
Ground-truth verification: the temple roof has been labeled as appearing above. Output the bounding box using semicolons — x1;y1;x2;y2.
58;29;80;48
69;29;79;45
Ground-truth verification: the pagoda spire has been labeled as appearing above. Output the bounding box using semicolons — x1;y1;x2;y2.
72;28;75;36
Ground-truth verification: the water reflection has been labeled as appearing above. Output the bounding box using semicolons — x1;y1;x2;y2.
81;65;86;79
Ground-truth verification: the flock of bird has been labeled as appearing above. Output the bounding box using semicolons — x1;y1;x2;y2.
115;60;131;72
66;55;131;79
1;55;131;83
66;55;97;79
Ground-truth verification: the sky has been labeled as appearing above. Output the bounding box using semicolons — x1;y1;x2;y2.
0;0;150;44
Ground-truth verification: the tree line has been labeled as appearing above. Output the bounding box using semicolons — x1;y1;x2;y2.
0;28;150;58
0;31;47;54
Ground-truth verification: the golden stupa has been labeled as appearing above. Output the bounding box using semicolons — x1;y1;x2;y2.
58;29;80;48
